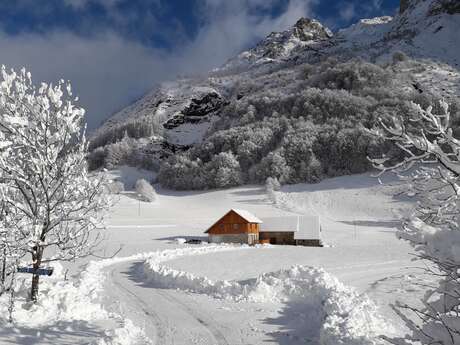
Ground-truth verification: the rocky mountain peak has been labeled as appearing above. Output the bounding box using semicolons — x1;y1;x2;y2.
225;17;333;66
292;17;333;41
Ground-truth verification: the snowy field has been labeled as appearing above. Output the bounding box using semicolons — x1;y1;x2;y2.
0;172;429;344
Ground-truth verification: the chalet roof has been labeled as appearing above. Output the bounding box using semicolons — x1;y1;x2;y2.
260;215;320;240
204;209;262;233
231;209;263;223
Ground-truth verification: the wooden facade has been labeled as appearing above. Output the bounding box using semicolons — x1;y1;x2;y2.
205;209;261;245
259;231;295;245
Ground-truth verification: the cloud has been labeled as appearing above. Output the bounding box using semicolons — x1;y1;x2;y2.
186;0;316;69
339;3;356;21
0;31;179;129
0;0;315;130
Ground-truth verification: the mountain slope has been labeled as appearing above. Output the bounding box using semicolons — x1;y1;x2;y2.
90;0;460;189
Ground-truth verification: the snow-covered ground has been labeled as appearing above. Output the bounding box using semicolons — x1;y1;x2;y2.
0;172;428;344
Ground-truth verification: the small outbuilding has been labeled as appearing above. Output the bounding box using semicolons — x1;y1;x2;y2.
260;215;322;246
205;209;262;245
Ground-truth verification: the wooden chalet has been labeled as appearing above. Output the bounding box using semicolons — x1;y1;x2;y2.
205;209;262;245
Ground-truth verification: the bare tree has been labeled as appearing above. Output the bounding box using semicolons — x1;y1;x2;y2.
370;100;460;345
0;66;110;302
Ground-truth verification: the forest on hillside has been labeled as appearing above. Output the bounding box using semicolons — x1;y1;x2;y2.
89;56;460;190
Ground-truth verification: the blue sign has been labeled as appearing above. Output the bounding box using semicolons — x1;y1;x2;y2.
17;266;54;276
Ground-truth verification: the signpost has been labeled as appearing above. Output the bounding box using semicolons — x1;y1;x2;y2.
17;266;54;276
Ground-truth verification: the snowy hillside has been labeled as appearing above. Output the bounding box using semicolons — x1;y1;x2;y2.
89;0;460;190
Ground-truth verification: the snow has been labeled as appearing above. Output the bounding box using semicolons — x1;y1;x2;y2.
260;215;321;239
165;118;215;146
142;246;392;345
106;166;156;189
0;260;151;345
338;16;393;47
260;216;298;232
295;215;321;240
231;209;263;223
0;171;430;343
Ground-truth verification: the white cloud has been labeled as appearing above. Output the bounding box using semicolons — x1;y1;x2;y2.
0;31;179;129
339;3;356;21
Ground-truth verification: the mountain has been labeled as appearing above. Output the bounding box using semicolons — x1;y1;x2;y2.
89;0;460;189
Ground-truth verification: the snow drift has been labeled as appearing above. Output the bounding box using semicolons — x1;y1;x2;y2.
142;245;392;345
0;258;152;345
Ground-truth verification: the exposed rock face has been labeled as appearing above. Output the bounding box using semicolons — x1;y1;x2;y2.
163;91;227;130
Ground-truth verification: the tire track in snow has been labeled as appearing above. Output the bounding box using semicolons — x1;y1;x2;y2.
108;263;229;345
155;289;230;345
102;246;244;345
108;266;170;345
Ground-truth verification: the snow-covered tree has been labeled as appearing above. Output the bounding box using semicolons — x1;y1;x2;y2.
135;179;156;202
0;66;110;302
209;152;242;188
370;101;460;345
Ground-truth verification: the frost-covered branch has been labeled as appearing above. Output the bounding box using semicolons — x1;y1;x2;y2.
369;101;460;345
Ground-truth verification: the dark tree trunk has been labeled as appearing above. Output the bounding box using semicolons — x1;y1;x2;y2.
1;248;6;284
30;247;43;302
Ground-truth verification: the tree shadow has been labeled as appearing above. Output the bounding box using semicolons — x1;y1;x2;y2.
0;319;114;345
234;198;272;206
262;298;323;344
229;187;266;196
339;219;402;228
155;235;208;242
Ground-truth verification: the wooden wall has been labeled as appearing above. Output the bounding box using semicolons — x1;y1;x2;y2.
259;231;295;245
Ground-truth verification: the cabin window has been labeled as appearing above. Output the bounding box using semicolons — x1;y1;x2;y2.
220;224;224;231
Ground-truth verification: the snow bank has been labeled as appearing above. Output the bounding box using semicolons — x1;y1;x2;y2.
0;258;152;344
143;246;392;345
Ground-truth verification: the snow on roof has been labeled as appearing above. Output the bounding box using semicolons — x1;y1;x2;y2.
231;209;263;223
204;209;262;233
260;216;298;232
260;215;320;240
295;215;320;240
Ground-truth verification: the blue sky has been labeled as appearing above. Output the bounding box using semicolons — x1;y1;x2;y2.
0;0;400;129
